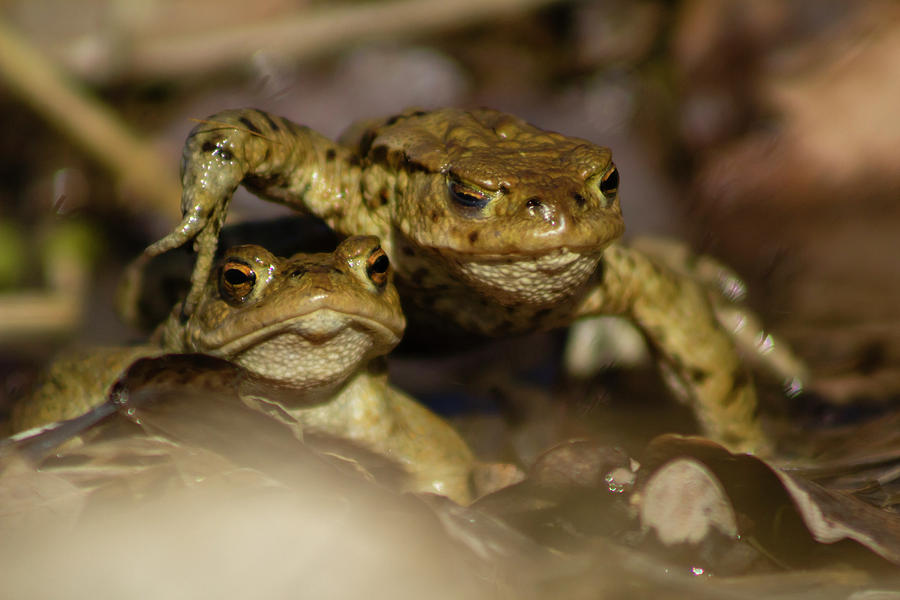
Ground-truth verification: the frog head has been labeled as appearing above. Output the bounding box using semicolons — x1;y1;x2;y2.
170;236;404;392
362;108;623;306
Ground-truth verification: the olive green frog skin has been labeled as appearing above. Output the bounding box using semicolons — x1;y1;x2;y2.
15;237;476;503
124;107;777;453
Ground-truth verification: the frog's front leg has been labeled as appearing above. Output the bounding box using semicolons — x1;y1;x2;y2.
576;243;770;454
628;236;809;389
121;109;360;318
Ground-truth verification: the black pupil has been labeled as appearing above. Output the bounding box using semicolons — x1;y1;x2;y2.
369;254;389;274
225;268;251;285
599;168;619;196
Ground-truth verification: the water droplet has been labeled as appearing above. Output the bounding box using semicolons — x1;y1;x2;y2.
756;332;774;355
784;376;804;398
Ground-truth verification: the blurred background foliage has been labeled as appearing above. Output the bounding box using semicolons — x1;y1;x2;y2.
1;0;899;427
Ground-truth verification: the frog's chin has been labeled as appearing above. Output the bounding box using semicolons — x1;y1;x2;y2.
203;310;399;390
450;247;602;306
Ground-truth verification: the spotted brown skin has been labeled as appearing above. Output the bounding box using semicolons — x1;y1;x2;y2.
124;107;772;453
16;237;476;503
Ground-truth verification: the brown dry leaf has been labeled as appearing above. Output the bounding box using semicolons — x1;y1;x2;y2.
643;435;900;566
773;470;900;565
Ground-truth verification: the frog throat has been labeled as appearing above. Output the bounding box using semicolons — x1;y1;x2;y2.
450;247;602;305
192;310;399;389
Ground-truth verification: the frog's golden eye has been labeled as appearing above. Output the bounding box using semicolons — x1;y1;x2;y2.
599;166;619;199
365;247;390;288
448;180;489;209
219;260;256;304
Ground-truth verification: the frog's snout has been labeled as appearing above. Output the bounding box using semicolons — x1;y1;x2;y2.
517;181;593;232
523;196;566;230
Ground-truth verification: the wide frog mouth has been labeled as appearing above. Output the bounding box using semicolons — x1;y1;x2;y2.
195;309;401;357
194;309;401;390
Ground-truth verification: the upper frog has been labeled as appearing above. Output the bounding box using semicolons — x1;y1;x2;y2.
122;107;795;453
15;236;475;503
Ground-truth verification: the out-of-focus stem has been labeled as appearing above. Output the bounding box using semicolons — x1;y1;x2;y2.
0;18;180;219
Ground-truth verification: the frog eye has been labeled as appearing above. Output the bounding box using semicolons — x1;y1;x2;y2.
365;247;390;287
219;260;257;304
598;166;619;199
448;180;489;209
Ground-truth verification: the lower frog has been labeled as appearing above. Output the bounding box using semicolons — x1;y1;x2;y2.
121;108;805;453
14;236;476;504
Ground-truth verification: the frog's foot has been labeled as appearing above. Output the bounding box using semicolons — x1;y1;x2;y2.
126;109;354;321
116;211;221;325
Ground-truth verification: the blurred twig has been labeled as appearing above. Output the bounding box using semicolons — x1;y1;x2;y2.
0;18;181;219
59;0;563;81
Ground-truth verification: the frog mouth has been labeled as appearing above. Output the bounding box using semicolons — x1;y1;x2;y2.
202;309;401;390
202;310;401;358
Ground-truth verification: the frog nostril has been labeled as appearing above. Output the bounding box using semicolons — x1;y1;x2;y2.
572;192;586;208
524;196;565;228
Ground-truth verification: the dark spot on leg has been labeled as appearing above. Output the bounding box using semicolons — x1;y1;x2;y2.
238;116;261;134
200;137;234;160
244;172;285;191
468;231;479;244
325;148;336;161
430;210;440;223
378;188;390;206
690;368;710;384
258;110;281;132
572;192;586;207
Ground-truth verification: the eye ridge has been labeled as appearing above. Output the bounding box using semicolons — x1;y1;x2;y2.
448;180;489;209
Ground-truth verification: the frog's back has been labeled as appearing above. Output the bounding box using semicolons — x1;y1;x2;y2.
11;345;159;433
